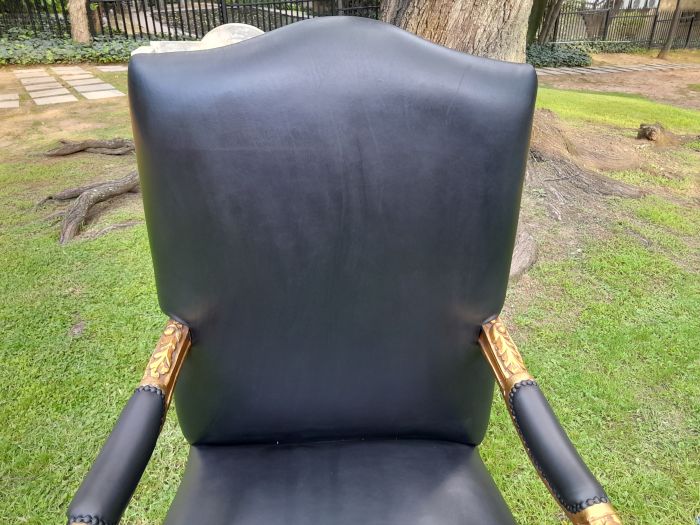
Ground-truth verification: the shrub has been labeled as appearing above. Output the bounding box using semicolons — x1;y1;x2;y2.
0;32;149;65
575;41;646;54
526;43;592;68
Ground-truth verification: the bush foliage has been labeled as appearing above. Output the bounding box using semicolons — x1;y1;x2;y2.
526;43;592;68
0;29;147;65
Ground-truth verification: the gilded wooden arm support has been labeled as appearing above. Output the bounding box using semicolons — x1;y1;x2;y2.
139;319;192;411
67;319;191;525
479;317;621;525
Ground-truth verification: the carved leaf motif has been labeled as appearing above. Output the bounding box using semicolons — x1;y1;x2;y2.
487;319;526;376
147;322;182;379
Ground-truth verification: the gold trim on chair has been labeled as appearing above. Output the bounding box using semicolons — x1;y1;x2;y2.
478;317;533;396
139;319;191;409
571;503;623;524
479;316;622;525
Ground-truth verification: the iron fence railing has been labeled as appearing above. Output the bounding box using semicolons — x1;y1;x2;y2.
1;0;378;39
0;0;70;37
549;6;700;48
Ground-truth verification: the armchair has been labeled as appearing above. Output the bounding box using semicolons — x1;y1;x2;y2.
68;16;621;525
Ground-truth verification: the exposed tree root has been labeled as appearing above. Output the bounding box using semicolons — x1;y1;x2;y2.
45;138;134;157
58;171;140;244
80;221;143;241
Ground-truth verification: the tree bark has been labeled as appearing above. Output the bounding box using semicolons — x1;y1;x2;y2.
46;138;134;157
68;0;92;43
527;0;549;44
59;172;140;244
658;0;683;59
381;0;535;62
537;0;565;44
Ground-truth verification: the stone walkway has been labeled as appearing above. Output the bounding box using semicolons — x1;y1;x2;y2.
536;62;699;77
2;66;126;109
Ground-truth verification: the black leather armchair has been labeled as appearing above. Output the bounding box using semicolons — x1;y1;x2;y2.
68;17;621;525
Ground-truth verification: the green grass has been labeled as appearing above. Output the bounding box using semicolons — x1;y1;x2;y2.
604;168;692;191
537;87;700;134
688;83;700;92
1;77;699;525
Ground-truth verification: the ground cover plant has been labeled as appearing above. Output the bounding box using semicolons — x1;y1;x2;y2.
0;66;698;524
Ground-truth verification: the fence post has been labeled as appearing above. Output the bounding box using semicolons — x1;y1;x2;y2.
602;8;611;40
685;13;695;47
648;5;659;48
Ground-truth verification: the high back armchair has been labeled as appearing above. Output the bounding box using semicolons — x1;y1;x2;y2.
68;17;621;525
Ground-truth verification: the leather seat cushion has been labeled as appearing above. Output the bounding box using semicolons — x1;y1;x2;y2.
165;439;515;525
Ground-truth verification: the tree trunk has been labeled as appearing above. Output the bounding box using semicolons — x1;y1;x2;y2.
68;0;91;43
658;0;683;59
527;0;549;45
537;0;564;44
381;0;535;62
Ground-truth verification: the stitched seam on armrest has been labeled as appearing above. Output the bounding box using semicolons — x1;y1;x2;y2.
69;514;113;525
508;380;609;514
134;384;167;425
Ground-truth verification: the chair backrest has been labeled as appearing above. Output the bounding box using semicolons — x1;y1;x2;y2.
129;17;536;447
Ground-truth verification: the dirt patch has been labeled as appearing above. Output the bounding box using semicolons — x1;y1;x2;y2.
540;68;700;111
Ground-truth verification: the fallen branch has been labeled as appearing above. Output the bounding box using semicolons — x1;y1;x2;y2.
46;138;134;157
59;171;140;244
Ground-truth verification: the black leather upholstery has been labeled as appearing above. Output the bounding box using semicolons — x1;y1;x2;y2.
165;439;516;525
509;380;608;514
129;16;537;447
68;388;164;525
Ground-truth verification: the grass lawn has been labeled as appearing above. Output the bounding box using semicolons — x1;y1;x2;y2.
537;86;700;134
1;69;699;525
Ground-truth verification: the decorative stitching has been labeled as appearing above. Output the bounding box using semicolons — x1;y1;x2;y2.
68;514;113;525
508;380;609;514
134;384;167;426
135;384;165;402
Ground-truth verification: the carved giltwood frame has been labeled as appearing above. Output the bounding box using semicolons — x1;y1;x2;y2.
479;317;622;525
139;319;191;410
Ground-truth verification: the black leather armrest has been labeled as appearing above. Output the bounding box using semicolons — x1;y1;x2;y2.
68;387;165;525
479;318;621;525
67;320;191;525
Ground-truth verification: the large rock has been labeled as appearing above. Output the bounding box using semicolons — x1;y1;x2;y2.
132;24;263;55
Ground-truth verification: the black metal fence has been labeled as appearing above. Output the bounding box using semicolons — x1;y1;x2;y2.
0;0;70;37
0;0;378;39
549;6;700;48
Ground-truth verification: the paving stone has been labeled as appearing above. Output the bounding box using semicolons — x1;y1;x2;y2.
81;89;126;100
27;87;70;98
13;68;44;73
21;76;59;85
0;100;20;109
0;93;20;101
14;70;50;79
96;65;128;72
51;66;86;74
60;74;94;81
24;82;63;92
66;78;104;87
33;94;78;105
74;83;116;93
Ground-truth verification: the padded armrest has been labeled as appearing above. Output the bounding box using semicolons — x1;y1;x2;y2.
479;318;622;525
67;320;191;525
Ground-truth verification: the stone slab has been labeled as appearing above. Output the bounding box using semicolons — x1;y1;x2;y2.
33;94;78;105
24;82;63;92
74;83;116;93
13;68;45;74
96;65;128;72
66;78;104;87
0;100;20;109
21;76;59;85
28;87;70;98
14;70;50;79
81;89;126;100
0;93;20;101
60;74;94;81
51;66;86;74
